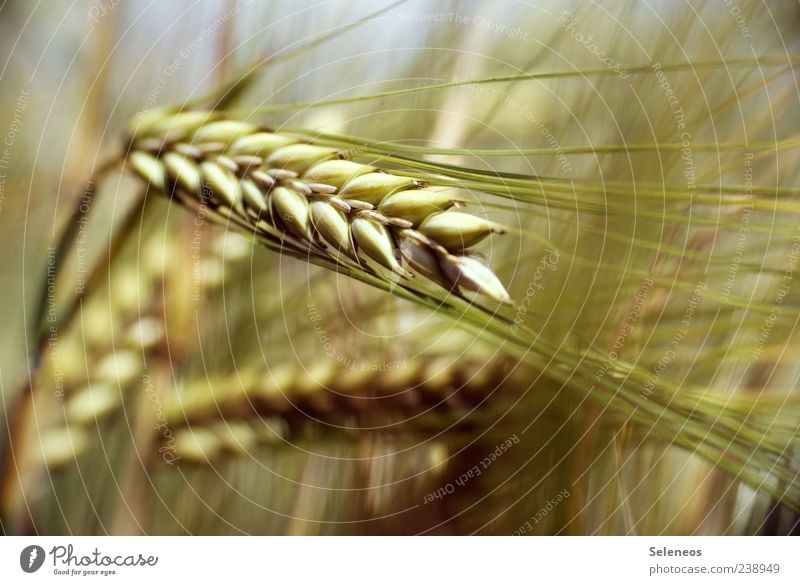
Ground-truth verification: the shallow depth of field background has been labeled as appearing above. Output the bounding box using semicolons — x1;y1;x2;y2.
0;1;799;535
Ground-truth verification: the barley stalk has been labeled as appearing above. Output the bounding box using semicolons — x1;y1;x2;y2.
125;109;511;304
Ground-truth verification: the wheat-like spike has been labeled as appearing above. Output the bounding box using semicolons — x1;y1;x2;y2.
34;346;153;469
30;240;172;470
35;331;160;470
126;109;511;304
163;356;519;463
168;357;515;425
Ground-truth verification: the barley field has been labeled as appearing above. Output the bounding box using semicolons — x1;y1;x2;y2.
0;0;798;536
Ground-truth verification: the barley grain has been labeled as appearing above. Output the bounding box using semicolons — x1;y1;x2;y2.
37;426;90;468
65;383;121;425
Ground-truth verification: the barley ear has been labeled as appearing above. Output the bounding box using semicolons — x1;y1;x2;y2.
125;110;512;304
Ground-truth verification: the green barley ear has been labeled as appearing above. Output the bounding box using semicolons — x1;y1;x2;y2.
125;110;511;304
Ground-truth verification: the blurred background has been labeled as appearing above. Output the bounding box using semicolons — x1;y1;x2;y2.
1;0;799;534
